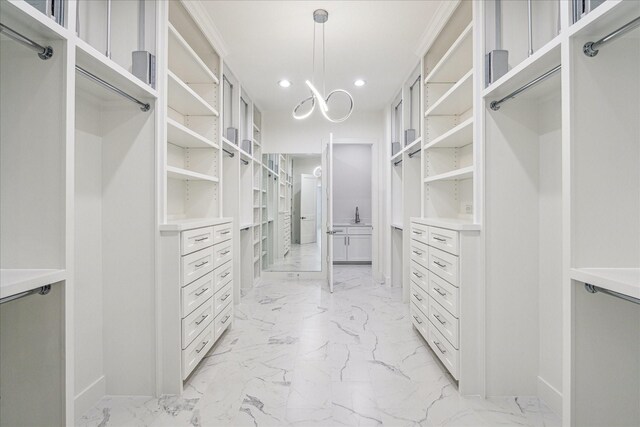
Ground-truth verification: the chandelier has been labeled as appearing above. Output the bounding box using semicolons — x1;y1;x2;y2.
292;9;354;123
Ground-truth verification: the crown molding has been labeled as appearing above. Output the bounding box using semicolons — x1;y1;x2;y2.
414;0;460;57
182;0;229;58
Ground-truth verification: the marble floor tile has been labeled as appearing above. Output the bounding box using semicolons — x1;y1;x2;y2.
78;265;561;427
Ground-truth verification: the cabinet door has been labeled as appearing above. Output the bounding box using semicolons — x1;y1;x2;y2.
347;235;371;261
333;235;347;261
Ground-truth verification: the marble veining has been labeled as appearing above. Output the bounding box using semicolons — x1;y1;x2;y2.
79;265;561;427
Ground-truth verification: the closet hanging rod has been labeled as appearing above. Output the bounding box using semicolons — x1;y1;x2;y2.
583;16;640;57
408;148;421;158
0;285;51;305
222;148;235;158
584;283;640;305
490;65;561;111
393;159;403;166
241;158;249;166
0;23;53;60
75;66;150;112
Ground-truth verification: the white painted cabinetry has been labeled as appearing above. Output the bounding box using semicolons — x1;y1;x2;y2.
333;226;372;263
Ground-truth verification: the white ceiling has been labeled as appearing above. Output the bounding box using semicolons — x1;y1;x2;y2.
201;1;443;113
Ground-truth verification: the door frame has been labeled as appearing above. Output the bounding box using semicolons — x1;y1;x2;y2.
299;173;318;245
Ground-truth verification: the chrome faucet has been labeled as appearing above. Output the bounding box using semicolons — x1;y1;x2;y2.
355;206;360;224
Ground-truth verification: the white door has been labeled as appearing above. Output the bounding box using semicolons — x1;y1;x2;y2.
325;134;334;292
300;174;317;244
346;235;372;262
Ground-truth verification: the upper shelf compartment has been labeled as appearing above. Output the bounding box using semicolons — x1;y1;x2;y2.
425;69;473;117
168;70;219;116
0;0;69;42
425;23;473;84
168;23;219;85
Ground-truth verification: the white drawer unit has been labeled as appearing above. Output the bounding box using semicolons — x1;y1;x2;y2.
181;226;214;255
181;296;214;349
214;303;233;338
427;321;459;380
428;272;459;317
213;260;233;293
214;282;233;315
181;272;215;316
410;239;429;269
410;280;430;316
212;240;233;268
428;226;459;256
410;260;429;290
212;222;233;245
182;247;214;285
347;226;372;235
410;222;429;244
333;225;373;263
410;302;429;337
182;324;214;380
428;246;459;287
428;297;460;349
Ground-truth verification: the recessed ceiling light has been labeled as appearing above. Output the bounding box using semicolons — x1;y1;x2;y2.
354;79;366;87
278;79;291;88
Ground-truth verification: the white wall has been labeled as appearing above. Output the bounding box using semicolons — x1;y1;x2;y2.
291;156;321;244
332;145;372;224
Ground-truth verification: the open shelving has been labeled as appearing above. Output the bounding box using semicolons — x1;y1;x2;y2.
424;69;473;117
168;23;219;85
167;70;219;117
424;117;473;150
424;165;473;183
425;22;473;84
166;166;219;182
167;118;218;149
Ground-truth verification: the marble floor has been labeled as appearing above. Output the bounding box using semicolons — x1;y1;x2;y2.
79;266;560;427
266;240;321;272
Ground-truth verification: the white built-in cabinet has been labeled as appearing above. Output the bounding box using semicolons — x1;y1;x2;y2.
333;226;373;263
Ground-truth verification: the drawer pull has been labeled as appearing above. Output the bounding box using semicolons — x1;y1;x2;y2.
195;339;210;354
220;250;230;256
413;293;423;301
194;237;209;242
433;314;446;325
434;287;447;297
195;314;209;325
433;340;447;354
220;230;231;235
221;293;231;301
221;314;231;324
412;271;423;279
433;260;447;268
195;260;209;268
412;315;423;324
221;271;230;278
432;236;447;242
195;287;209;296
412;230;423;235
412;250;423;255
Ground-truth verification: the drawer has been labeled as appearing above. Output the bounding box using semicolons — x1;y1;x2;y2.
428;227;459;256
182;324;214;380
214;303;233;338
214;282;233;315
410;302;428;338
182;247;214;286
212;222;233;245
182;296;214;349
429;272;459;317
410;239;429;269
410;281;429;316
333;226;347;235
427;321;459;379
428;297;459;349
212;240;233;269
347;226;372;235
213;260;233;293
428;246;459;287
182;227;214;255
182;272;214;316
409;260;429;291
410;222;429;244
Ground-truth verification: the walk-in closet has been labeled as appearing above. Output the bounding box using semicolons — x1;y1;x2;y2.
1;1;638;426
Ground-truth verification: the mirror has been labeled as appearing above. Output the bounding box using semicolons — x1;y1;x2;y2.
262;153;322;272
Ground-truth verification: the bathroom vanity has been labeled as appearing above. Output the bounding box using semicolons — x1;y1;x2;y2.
332;223;372;263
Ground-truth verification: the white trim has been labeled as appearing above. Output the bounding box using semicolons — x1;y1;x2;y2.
182;1;229;58
537;376;563;417
74;375;105;422
414;0;461;56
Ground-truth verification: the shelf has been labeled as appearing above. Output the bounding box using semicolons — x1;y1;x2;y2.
424;118;473;150
222;137;238;150
0;269;66;300
160;217;232;232
390;224;404;230
253;187;261;191
425;69;473;117
570;268;640;300
254;256;260;263
262;251;267;256
167;166;219;182
253;138;262;147
483;36;561;101
1;0;70;42
411;217;481;231
567;0;639;41
167;118;218;149
167;70;219;116
240;223;253;230
253;123;261;133
168;23;219;85
390;150;403;163
424;166;474;183
425;23;473;84
76;38;158;102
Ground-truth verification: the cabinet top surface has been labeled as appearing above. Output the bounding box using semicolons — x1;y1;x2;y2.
410;217;481;232
160;218;233;232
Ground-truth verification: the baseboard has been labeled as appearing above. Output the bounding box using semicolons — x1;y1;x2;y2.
74;375;105;421
537;375;562;416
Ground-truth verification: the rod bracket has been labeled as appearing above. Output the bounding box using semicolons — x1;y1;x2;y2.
490;101;500;111
140;103;151;112
584;283;598;294
38;45;54;60
582;42;598;57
